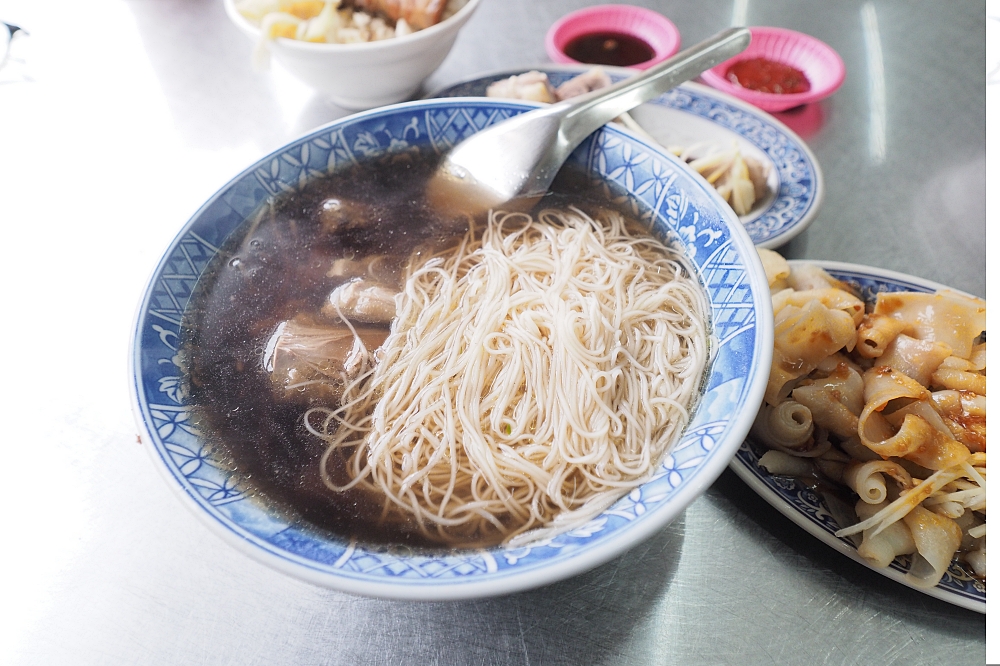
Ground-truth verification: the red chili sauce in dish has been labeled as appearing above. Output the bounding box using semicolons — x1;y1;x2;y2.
564;32;655;67
726;57;811;94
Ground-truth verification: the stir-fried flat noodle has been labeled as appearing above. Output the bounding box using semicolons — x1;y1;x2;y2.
754;249;986;588
307;207;708;546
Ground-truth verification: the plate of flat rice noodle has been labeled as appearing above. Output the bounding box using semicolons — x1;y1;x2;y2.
731;253;986;612
428;64;823;249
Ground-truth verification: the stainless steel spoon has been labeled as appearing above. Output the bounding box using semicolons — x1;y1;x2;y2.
427;27;751;215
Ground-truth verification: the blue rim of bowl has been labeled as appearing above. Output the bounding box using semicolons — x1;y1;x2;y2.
729;260;986;613
426;65;823;250
130;96;773;600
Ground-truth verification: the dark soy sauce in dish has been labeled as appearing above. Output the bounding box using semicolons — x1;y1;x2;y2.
564;31;655;67
180;152;645;551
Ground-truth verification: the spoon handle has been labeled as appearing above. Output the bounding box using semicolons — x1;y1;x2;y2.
556;27;751;156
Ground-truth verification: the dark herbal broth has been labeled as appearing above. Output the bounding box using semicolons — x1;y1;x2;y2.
564;31;655;67
182;150;672;552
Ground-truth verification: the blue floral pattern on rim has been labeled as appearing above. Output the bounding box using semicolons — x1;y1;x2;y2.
131;98;770;598
731;263;986;612
432;70;821;249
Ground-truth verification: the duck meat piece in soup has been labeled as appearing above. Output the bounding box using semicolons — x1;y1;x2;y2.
266;315;390;403
323;279;399;324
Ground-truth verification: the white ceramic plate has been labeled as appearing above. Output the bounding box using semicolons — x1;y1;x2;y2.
428;65;823;249
729;260;986;613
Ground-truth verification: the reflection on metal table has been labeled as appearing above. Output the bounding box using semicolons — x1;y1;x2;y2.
0;0;986;664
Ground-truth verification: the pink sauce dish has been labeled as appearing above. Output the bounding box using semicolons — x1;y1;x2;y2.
545;4;681;70
700;26;845;112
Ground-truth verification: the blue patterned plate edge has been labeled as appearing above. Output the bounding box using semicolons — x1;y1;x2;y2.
729;260;986;613
129;96;773;600
426;65;824;250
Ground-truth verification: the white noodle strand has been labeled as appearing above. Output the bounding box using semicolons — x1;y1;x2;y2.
313;208;708;546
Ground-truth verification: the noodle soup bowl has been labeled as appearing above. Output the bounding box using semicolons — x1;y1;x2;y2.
131;98;773;600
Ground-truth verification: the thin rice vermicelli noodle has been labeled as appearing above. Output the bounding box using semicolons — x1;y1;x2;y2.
306;207;709;546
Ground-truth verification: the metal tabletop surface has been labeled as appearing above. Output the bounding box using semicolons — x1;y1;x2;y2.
0;0;988;664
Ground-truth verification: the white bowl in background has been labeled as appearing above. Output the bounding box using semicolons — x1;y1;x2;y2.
224;0;481;109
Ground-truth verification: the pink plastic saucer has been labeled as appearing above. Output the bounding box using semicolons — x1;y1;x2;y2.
545;4;681;71
700;26;845;112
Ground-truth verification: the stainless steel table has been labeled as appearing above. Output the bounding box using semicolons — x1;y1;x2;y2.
0;1;987;664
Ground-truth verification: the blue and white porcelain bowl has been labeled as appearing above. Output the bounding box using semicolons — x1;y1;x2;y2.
130;98;773;600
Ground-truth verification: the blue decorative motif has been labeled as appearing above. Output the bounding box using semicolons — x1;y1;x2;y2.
648;88;816;246
432;70;820;248
132;98;768;595
732;265;986;609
